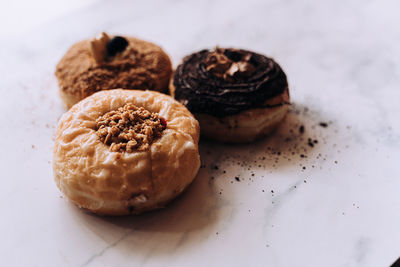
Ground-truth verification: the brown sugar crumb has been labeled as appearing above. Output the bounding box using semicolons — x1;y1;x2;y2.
95;103;166;152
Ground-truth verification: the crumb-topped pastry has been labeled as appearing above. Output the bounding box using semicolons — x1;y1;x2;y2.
55;33;172;108
171;47;290;142
53;89;200;215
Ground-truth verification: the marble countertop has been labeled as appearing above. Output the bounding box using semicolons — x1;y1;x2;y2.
1;0;399;266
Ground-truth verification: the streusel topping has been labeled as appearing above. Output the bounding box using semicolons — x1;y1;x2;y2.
96;103;166;152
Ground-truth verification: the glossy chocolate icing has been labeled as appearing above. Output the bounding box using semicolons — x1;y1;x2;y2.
173;48;288;117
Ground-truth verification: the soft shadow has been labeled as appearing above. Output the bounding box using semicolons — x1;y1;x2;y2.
198;103;334;173
71;161;220;257
106;166;218;232
69;103;333;262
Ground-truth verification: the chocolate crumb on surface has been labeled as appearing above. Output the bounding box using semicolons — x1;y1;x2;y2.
95;103;166;152
299;125;305;134
199;104;341;217
307;138;315;147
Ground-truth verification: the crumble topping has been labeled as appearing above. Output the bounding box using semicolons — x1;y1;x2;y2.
95;103;167;152
204;47;256;81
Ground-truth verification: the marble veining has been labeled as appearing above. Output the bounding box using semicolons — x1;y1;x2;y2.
0;0;399;266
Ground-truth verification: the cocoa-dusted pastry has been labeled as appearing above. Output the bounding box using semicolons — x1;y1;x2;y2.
55;33;172;108
53;89;200;215
171;47;290;142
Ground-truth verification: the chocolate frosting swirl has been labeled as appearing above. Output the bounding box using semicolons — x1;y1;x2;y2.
173;48;288;117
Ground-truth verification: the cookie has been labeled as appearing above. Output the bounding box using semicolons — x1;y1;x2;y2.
55;33;172;108
171;47;290;143
53;89;200;215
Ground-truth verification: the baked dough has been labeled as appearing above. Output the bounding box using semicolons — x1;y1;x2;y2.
194;89;289;142
53;89;200;215
171;48;290;142
55;35;172;108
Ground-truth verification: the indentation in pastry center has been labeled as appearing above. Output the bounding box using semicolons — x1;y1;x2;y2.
95;103;166;152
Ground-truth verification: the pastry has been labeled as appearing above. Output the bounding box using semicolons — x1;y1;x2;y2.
171;47;290;143
55;33;172;108
53;89;200;215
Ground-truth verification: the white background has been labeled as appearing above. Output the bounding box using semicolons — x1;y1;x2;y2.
0;0;399;266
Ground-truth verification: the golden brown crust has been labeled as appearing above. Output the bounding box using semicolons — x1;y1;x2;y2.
55;37;172;108
53;89;200;215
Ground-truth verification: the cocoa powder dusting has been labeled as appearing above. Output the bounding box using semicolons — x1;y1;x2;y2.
95;103;166;152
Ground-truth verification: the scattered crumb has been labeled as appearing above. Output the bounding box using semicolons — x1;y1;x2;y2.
201;105;344;219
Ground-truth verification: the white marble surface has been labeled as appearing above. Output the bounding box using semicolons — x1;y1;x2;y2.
1;0;400;266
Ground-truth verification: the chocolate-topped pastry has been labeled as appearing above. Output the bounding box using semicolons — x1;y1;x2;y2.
171;47;290;142
55;32;172;108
